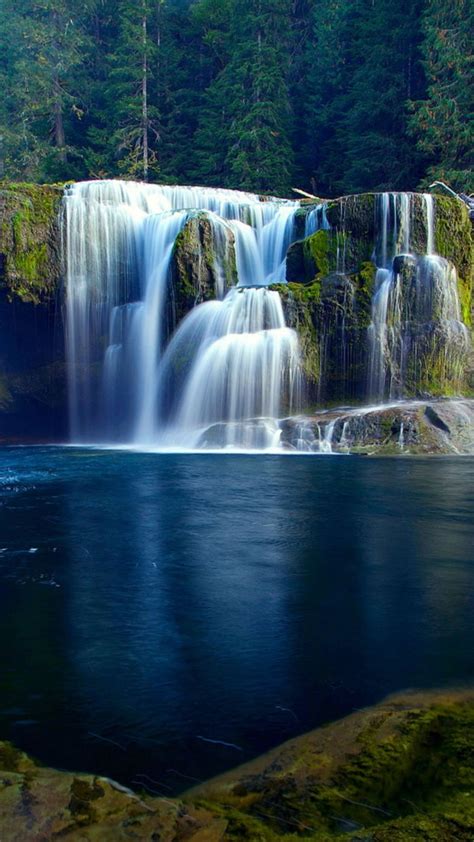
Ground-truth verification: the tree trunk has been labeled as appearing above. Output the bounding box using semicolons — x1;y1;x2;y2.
52;11;67;164
53;75;67;163
142;3;149;182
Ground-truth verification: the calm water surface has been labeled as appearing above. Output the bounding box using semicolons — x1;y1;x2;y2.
0;448;473;793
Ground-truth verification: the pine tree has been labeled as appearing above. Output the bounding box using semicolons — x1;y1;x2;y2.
185;0;234;185
0;0;87;181
193;0;295;194
410;0;474;192
87;0;161;181
339;0;425;193
302;0;351;196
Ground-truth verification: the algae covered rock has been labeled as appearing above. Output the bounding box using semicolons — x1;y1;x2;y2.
434;195;473;326
0;182;63;304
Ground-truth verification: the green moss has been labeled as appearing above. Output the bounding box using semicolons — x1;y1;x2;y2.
434;196;473;327
402;323;469;397
192;696;474;840
458;276;472;327
350;260;376;328
2;693;474;839
325;193;375;235
303;229;339;278
0;182;62;304
434;196;473;283
172;212;238;322
271;282;321;385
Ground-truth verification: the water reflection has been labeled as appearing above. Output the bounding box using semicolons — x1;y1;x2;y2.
0;449;473;790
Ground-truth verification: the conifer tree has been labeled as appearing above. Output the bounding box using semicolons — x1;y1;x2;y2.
0;0;86;180
340;0;424;192
409;0;474;192
87;0;161;181
193;0;295;194
302;0;351;196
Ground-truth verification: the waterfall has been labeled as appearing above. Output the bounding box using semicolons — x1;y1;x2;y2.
424;193;435;255
63;181;469;450
367;193;469;402
63;180;299;447
157;288;300;449
304;204;330;237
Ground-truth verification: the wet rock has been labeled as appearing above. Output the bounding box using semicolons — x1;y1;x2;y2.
2;690;474;840
171;213;237;324
0;182;63;305
280;399;474;455
424;405;451;434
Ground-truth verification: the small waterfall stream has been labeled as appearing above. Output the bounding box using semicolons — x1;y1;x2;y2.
367;192;469;402
157;288;300;449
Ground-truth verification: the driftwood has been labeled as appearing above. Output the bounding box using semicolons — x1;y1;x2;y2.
292;187;320;200
429;181;474;218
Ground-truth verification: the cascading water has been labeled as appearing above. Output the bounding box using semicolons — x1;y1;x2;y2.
64;182;470;453
156;288;300;449
304;204;330;237
367;193;469;401
63;180;300;447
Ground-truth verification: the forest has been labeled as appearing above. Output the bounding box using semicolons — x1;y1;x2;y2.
0;0;472;197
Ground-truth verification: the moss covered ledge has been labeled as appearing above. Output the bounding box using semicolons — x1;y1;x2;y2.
0;182;64;304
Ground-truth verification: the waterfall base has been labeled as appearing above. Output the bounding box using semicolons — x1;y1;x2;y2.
84;399;474;455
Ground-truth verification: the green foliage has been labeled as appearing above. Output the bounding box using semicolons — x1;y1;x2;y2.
0;0;472;193
0;0;88;182
409;0;474;192
191;0;295;194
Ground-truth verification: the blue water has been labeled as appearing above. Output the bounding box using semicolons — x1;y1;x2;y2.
1;447;473;794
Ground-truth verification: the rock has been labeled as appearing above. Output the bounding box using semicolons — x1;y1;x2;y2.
171;212;237;324
285;239;307;283
279;399;474;455
0;183;67;437
2;690;474;840
392;253;417;277
0;182;63;304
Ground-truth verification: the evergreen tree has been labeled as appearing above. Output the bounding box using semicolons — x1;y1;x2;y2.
0;0;472;192
0;0;87;181
193;0;295;194
86;0;161;181
302;0;351;196
409;0;474;192
339;0;425;193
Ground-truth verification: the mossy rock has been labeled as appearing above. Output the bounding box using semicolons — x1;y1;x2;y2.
2;690;474;839
350;260;377;329
171;212;237;324
325;193;376;239
190;689;474;840
0;182;64;304
434;195;473;327
271;282;321;389
286;230;341;284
